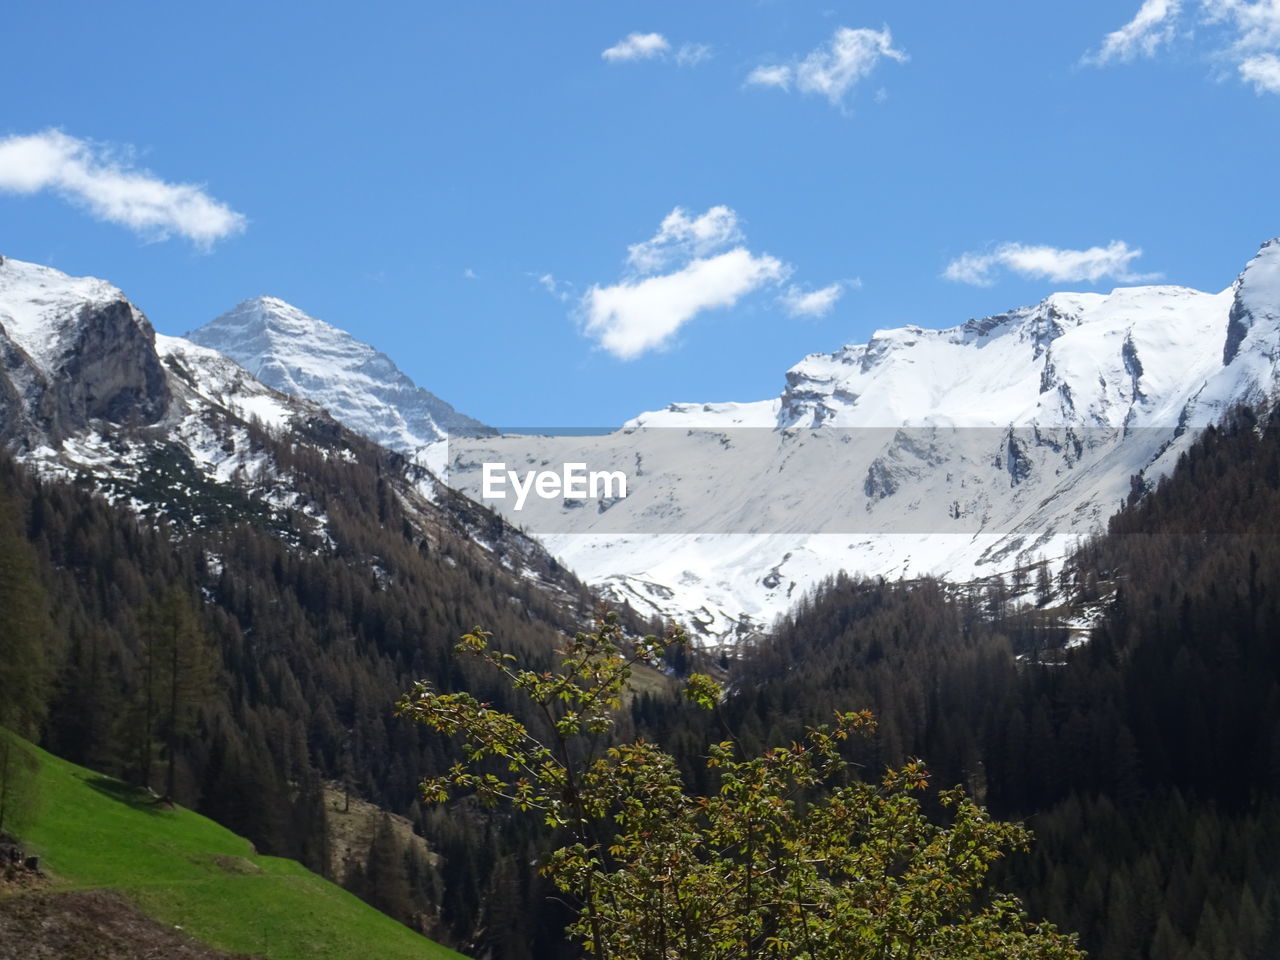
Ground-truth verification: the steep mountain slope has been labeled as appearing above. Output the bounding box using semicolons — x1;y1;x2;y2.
440;240;1280;639
0;255;571;596
185;296;493;458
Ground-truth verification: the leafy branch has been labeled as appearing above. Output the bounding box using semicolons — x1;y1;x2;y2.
397;612;1083;960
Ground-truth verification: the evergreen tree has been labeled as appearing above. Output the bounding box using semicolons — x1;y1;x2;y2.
0;486;55;737
362;814;415;924
0;730;40;836
133;587;216;798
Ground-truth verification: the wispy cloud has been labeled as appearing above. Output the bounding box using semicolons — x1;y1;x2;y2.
602;32;712;67
1085;1;1280;94
0;129;245;246
745;65;793;90
626;205;744;273
581;205;791;359
1083;0;1182;65
536;272;574;303
1207;0;1280;91
1205;0;1280;50
943;241;1158;287
675;42;713;67
746;26;907;107
779;282;845;318
602;32;671;62
1240;50;1280;90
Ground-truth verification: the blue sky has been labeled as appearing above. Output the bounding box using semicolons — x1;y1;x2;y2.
2;0;1278;426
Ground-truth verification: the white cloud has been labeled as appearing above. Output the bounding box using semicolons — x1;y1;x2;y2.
536;272;574;302
602;32;671;62
577;206;843;358
1083;0;1182;65
602;33;711;67
626;205;744;273
1205;0;1280;50
463;267;479;280
578;205;803;359
1240;50;1280;89
779;282;844;318
1086;1;1280;94
943;241;1157;287
0;129;245;246
583;249;787;360
1205;0;1280;92
675;42;713;67
746;65;793;89
747;26;907;106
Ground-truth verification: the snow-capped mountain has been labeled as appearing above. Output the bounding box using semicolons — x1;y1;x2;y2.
438;240;1280;640
10;242;1279;645
0;254;357;504
185;296;493;459
0;255;585;614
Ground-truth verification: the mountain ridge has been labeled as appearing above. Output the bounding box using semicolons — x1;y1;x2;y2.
7;244;1279;642
446;240;1280;639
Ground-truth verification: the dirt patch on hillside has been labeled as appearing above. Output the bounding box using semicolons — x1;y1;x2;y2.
0;890;255;959
324;784;435;884
0;832;48;895
210;854;263;875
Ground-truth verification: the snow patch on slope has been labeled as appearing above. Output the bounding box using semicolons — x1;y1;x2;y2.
156;333;300;431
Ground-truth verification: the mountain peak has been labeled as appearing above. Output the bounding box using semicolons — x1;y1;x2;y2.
202;295;342;340
186;297;493;453
1223;238;1280;365
1239;236;1280;289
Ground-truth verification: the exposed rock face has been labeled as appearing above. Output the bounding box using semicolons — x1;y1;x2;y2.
0;259;169;448
47;299;170;433
0;336;32;447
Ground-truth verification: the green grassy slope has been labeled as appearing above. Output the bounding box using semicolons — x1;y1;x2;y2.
7;737;467;960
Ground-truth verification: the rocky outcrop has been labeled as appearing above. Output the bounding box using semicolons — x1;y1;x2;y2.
0;296;170;449
49;299;170;431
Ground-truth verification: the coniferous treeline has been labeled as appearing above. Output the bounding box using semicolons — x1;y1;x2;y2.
5;401;1280;958
634;404;1280;959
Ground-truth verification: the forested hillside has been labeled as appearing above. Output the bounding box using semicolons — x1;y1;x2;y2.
6;398;1280;958
0;417;637;958
634;403;1280;959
